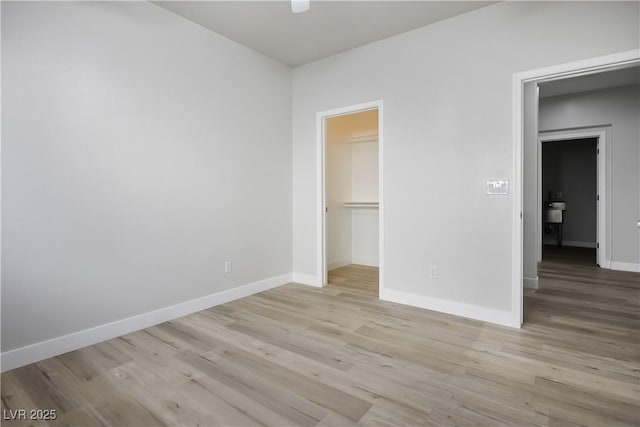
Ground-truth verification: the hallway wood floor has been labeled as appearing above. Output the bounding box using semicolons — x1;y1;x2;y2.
2;262;638;426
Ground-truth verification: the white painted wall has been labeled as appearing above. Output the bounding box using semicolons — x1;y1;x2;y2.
351;141;379;202
351;140;379;266
292;1;639;325
539;85;640;265
1;2;292;354
352;209;379;267
326;117;353;269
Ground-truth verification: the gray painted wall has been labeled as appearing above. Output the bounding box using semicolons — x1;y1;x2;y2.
1;2;293;352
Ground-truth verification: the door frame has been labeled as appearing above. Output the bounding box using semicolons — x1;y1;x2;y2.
512;49;639;326
537;127;610;268
316;100;383;292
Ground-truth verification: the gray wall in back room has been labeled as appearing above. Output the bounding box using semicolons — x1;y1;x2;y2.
542;138;598;246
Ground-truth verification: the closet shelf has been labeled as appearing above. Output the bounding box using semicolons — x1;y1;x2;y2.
342;202;379;208
345;134;378;144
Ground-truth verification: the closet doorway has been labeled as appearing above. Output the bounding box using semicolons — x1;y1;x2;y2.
318;101;382;297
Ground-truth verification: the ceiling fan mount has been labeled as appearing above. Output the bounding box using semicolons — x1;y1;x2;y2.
291;0;310;14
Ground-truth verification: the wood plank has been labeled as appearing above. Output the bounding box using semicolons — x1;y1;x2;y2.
2;255;638;426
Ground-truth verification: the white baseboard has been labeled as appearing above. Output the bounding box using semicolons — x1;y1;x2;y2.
380;288;519;329
562;240;597;248
328;258;351;271
524;276;539;289
292;272;323;287
351;256;379;267
610;261;640;273
1;274;292;373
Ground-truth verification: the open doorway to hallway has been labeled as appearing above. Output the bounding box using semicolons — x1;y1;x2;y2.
521;63;640;325
541;137;598;265
323;107;380;297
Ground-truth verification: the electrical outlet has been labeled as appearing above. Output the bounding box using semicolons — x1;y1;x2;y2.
429;265;437;278
224;261;232;273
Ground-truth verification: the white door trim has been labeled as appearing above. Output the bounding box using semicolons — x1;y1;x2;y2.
512;49;640;327
537;127;611;268
316;100;384;293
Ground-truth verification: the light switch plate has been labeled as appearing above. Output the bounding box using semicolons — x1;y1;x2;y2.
486;179;509;195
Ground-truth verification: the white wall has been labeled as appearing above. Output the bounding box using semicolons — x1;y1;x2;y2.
1;2;292;355
351;141;378;202
351;140;379;266
539;85;640;266
292;1;639;325
326;117;353;269
352;208;379;267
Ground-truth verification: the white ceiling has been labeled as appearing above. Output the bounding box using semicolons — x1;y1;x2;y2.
539;66;640;98
153;1;496;67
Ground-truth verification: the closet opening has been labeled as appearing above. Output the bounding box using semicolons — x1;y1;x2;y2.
318;101;382;297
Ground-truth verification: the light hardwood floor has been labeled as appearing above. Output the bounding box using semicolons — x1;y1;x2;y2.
2;257;638;426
